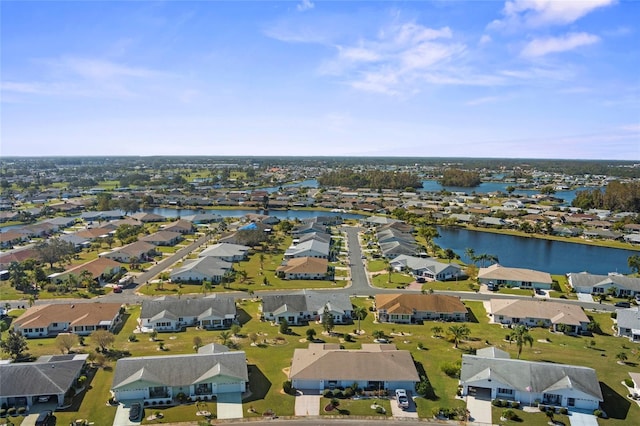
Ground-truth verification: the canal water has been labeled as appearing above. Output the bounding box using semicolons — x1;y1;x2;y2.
435;226;635;275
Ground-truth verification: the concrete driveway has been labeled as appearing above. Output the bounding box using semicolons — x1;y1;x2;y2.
389;393;419;419
569;410;599;426
217;392;243;419
113;402;140;426
295;391;321;416
466;393;492;425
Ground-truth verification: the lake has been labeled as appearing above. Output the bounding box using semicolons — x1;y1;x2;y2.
145;207;364;221
435;226;635;275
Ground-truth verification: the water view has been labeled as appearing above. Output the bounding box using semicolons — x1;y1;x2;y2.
436;226;635;275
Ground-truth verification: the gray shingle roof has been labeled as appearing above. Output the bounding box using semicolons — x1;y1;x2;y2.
460;354;603;401
112;350;248;390
0;354;87;398
140;296;236;320
261;290;352;316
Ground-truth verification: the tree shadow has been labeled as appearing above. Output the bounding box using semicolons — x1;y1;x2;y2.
244;365;271;403
414;360;438;401
599;381;630;420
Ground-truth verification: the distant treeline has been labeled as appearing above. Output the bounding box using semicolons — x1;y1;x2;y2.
318;170;422;189
572;181;640;213
438;169;481;187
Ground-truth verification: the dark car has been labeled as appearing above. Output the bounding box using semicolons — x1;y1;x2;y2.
615;302;631;308
129;402;142;421
35;410;54;426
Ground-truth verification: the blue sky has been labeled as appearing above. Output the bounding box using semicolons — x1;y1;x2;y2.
2;0;639;159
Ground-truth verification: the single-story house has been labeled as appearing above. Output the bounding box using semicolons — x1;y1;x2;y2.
379;240;418;259
131;212;166;223
488;299;590;335
375;294;467;323
276;257;329;280
390;255;464;281
198;243;250;262
170;257;233;283
13;303;123;338
478;264;553;290
140;230;183;246
139;295;237;332
289;343;420;392
567;272;640;297
1;354;88;409
100;241;157;263
111;344;247;405
616;306;640;343
162;219;195;234
284;239;330;259
260;290;352;325
48;257;123;285
460;347;603;410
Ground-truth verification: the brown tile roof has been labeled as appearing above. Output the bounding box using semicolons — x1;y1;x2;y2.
375;294;467;314
59;257;122;279
277;257;328;274
289;343;420;382
490;299;589;326
14;303;122;329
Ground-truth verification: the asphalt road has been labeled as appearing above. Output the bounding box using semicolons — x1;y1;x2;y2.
3;226;618;315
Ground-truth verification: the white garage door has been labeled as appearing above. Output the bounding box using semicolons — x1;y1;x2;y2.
117;389;146;400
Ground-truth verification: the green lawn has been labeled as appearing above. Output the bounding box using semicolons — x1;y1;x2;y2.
319;397;391;417
370;272;415;288
3;293;638;424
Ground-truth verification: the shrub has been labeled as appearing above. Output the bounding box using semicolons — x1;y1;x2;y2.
0;408;6;417
417;342;424;350
539;405;547;412
17;407;26;415
375;406;385;414
502;409;518;420
510;401;520;409
323;389;333;398
559;407;568;415
593;409;603;417
625;378;634;387
282;380;294;395
331;398;339;407
344;387;354;398
492;399;502;407
128;334;137;342
7;407;15;416
333;390;344;399
440;361;461;378
344;334;353;342
46;284;57;292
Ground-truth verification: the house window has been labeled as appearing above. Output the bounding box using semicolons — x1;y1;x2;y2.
497;388;513;395
52;323;58;327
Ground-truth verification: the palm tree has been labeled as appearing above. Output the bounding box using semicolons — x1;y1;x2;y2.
353;306;367;333
509;325;534;359
372;330;385;340
464;248;476;265
306;328;317;342
219;331;231;346
616;352;628;364
447;324;470;348
431;326;443;338
387;263;393;284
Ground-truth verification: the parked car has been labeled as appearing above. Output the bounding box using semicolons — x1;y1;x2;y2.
373;338;390;344
112;285;123;293
35;410;54;426
395;389;409;409
129;402;142;421
615;302;631;308
37;395;50;402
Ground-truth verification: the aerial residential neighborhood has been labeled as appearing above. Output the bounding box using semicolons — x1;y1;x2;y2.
1;157;639;426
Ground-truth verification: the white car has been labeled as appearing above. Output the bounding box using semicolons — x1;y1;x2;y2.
395;389;409;409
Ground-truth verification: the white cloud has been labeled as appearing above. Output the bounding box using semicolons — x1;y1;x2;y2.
479;34;492;45
521;32;600;57
489;0;616;30
297;0;314;12
465;95;504;106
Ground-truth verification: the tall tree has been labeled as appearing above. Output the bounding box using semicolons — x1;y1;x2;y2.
509;325;534;359
628;255;640;275
8;262;28;292
0;330;29;360
56;333;79;354
353;306;367;333
321;305;335;334
90;330;115;353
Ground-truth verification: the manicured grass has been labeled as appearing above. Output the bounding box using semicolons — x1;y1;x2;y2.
367;260;387;272
491;406;571;426
422;279;478;292
54;368;118;426
497;287;534;296
319;397;391;417
140;402;217;425
370;272;414;288
5;292;639;424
